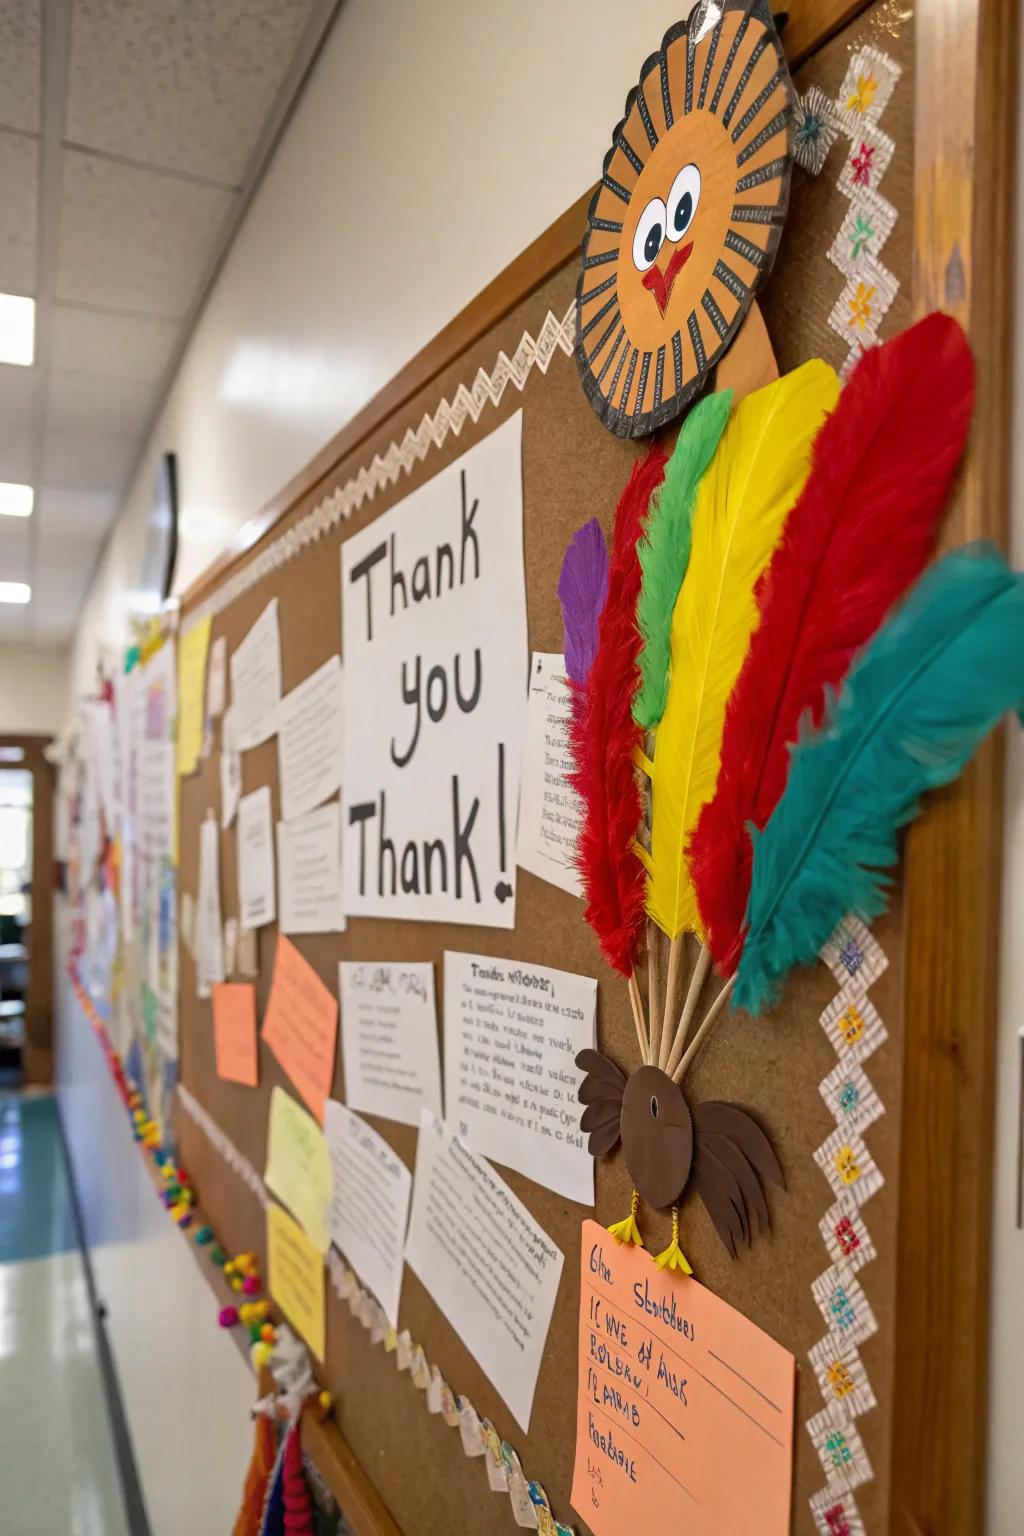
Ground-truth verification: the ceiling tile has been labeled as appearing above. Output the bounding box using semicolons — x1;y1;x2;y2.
56;150;236;317
0;518;32;585
0;4;41;136
0;418;34;485
66;0;315;185
0;365;36;434
48;370;155;441
0;132;39;295
37;486;118;546
43;427;136;492
52;305;180;384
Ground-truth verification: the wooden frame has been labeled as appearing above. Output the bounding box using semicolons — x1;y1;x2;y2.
0;734;54;1086
173;3;1018;1530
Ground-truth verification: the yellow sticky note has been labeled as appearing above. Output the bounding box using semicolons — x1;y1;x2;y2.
177;614;212;777
264;1086;332;1253
267;1201;325;1361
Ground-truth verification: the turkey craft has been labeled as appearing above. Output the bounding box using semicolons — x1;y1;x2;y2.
560;314;1024;1274
576;0;794;437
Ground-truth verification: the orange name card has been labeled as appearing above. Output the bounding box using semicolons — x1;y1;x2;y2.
571;1219;795;1536
261;934;338;1123
212;982;258;1087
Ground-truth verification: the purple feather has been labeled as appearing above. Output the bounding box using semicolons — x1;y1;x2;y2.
558;518;610;685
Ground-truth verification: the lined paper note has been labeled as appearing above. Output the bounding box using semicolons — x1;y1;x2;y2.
207;635;227;719
339;960;442;1127
262;934;338;1124
195;816;225;996
516;652;584;897
230;598;282;750
265;1085;332;1253
277;655;345;822
177;616;212;777
237;786;276;929
277;802;346;935
404;1111;563;1431
324;1099;411;1328
267;1201;325;1361
443;950;595;1205
212;982;258;1087
570;1220;795;1536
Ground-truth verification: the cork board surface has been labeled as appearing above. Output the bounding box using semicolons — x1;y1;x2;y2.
176;9;914;1532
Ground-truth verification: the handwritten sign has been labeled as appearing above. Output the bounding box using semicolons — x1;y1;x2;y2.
265;1086;332;1253
262;934;338;1123
267;1201;325;1361
212;982;258;1087
571;1219;795;1536
443;951;595;1204
341;412;527;928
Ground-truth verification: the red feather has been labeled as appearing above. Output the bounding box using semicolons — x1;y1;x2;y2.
689;313;975;973
569;445;667;975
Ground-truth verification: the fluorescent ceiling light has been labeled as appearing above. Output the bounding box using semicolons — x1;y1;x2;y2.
0;294;35;367
0;583;30;604
0;748;24;763
0;484;33;518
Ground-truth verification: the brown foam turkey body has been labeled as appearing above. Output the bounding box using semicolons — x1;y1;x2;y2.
577;1049;784;1259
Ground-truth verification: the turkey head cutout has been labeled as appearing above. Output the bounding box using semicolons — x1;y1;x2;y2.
575;0;794;437
577;1049;783;1259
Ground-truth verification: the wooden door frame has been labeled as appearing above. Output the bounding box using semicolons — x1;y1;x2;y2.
173;3;1019;1529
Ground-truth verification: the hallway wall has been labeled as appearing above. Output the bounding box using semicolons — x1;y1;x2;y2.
0;641;69;733
68;0;690;701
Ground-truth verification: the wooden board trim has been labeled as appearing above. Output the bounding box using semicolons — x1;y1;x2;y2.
178;2;873;616
891;1;1020;1532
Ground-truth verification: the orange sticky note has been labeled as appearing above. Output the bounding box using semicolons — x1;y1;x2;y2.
571;1219;795;1536
212;983;258;1087
261;935;338;1123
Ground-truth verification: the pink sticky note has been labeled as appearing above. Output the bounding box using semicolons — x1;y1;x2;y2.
261;935;338;1123
212;983;258;1087
571;1219;795;1536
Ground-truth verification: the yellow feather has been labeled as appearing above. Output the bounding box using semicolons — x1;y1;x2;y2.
646;360;841;940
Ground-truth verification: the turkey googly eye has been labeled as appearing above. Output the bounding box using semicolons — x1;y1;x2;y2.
632;197;668;272
650;1096;659;1119
666;164;701;241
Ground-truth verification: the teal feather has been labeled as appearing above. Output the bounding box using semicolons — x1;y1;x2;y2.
633;389;733;729
735;543;1024;1013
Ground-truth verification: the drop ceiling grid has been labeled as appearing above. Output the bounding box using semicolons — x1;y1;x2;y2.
0;0;337;641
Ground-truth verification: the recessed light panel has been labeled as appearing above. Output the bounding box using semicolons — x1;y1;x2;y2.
0;483;33;518
0;583;31;604
0;294;35;367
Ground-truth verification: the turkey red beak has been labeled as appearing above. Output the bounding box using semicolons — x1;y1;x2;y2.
642;241;694;316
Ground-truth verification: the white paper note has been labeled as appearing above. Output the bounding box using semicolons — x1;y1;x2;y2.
323;1100;412;1329
339;960;442;1128
230;598;282;750
277;802;346;935
196;816;225;996
237;785;276;929
443;951;595;1205
207;635;227;719
277;656;345;822
341;413;528;929
405;1111;564;1431
221;705;242;830
516;652;583;898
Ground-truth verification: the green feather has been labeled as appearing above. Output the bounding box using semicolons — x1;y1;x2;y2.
633;389;733;729
736;543;1024;1013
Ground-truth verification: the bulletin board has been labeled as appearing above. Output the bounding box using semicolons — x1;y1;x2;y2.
172;3;1015;1533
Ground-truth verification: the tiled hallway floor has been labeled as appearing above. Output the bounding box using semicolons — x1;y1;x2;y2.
0;1095;130;1536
